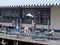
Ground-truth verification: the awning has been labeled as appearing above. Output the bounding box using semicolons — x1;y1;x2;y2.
0;0;60;7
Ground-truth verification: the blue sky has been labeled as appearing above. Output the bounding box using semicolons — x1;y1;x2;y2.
0;0;60;6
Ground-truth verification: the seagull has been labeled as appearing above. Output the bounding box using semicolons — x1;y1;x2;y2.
26;13;34;17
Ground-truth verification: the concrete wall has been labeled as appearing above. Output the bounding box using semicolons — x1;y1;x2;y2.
51;6;60;30
22;24;48;29
0;22;12;26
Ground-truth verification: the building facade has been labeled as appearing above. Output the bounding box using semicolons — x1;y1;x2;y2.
0;0;60;30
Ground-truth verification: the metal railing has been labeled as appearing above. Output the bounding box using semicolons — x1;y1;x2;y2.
0;29;60;41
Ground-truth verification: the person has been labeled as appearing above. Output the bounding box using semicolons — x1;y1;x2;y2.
48;28;55;36
12;20;16;28
24;26;29;33
1;25;7;36
31;20;36;31
40;27;45;32
1;25;6;30
16;23;20;32
47;28;55;40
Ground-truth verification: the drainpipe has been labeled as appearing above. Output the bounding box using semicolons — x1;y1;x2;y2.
47;19;50;32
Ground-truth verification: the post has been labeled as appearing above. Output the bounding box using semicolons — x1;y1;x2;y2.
16;41;18;45
20;18;22;29
14;41;16;45
47;19;50;32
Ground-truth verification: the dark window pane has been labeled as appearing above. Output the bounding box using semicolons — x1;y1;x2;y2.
22;8;50;25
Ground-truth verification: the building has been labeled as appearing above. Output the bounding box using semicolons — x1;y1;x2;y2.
0;0;60;31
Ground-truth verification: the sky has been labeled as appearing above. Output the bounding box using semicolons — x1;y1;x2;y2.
0;0;60;7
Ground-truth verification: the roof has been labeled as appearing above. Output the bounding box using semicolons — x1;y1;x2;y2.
0;0;60;7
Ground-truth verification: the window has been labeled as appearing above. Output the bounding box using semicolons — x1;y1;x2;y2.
0;10;1;16
0;9;19;22
22;8;50;25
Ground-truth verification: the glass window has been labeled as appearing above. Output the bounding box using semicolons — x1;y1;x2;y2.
0;10;1;16
0;9;19;22
22;8;50;25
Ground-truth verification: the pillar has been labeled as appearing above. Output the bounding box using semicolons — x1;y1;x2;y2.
18;8;22;28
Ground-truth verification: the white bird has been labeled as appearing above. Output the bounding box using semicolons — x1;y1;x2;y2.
26;13;34;17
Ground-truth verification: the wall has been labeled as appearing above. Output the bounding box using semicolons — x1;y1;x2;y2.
51;6;60;30
22;23;48;29
0;22;12;26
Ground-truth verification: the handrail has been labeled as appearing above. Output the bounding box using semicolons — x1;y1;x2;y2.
0;30;60;40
